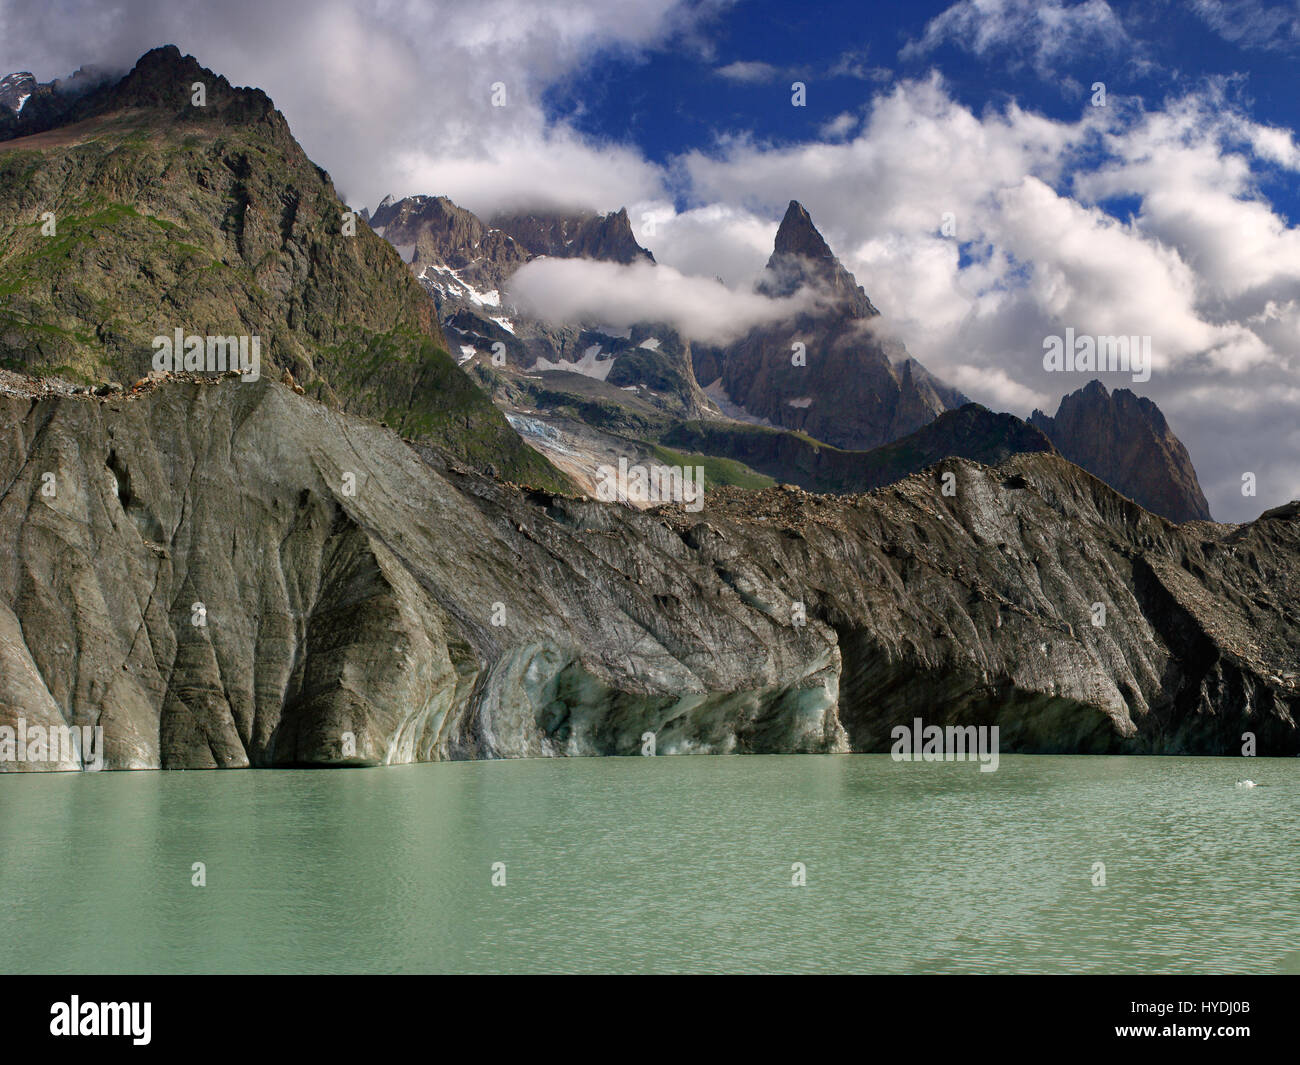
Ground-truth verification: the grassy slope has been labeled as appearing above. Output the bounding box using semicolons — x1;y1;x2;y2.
661;406;1056;495
649;443;775;490
0;57;564;489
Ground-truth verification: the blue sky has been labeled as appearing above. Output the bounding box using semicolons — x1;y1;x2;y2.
541;0;1300;223
2;0;1299;520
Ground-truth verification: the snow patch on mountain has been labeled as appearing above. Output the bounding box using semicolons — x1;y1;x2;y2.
417;264;503;308
532;343;616;380
0;72;38;115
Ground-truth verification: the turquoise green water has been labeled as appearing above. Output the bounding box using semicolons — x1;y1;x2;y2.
1;754;1296;974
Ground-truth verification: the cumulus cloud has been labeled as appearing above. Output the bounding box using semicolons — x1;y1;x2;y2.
0;0;702;210
505;258;821;344
820;111;860;139
631;201;779;286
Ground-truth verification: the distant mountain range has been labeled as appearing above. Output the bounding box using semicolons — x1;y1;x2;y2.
365;191;713;426
365;185;1213;523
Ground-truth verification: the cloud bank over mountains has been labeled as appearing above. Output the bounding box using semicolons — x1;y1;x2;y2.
506;258;826;345
2;0;1298;519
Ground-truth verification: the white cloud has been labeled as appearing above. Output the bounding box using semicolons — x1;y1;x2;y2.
947;364;1052;412
632;202;778;286
827;48;891;82
820;111;859;139
391;130;667;217
715;60;781;82
715;48;888;87
1191;0;1300;52
900;0;1138;77
505;258;820;344
1072;93;1300;308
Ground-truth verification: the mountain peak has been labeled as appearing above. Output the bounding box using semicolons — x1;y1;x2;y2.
773;200;835;261
758;199;878;318
487;205;654;264
1;45;279;143
108;45;214;108
134;44;197;75
1030;383;1211;522
108;45;274;118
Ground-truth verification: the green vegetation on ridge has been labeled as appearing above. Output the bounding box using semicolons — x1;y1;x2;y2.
0;47;566;491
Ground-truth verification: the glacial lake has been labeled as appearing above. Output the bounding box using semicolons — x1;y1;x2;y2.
1;754;1297;974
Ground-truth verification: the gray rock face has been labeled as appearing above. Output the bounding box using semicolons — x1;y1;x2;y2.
2;379;1296;770
368;195;653;304
368;194;531;298
1031;380;1213;523
489;206;654;265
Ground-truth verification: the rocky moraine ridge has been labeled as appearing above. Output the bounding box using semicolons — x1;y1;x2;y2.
1;376;1296;770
